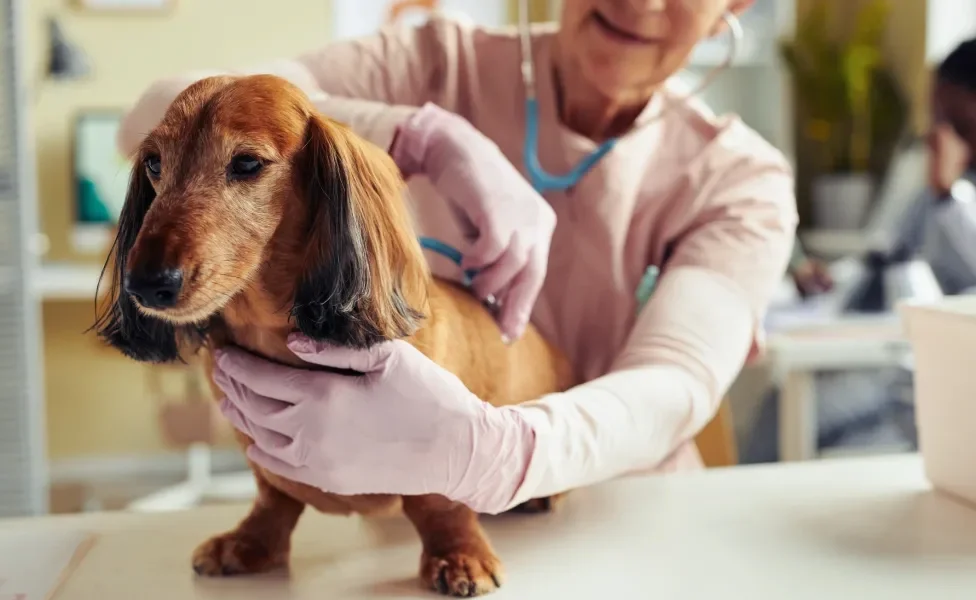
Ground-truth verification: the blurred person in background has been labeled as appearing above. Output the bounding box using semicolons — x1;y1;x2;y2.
744;37;976;463
884;38;976;295
118;0;798;513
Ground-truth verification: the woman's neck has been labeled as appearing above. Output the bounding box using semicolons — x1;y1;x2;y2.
550;42;655;142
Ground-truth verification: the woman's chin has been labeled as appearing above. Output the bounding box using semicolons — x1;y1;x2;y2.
579;59;666;100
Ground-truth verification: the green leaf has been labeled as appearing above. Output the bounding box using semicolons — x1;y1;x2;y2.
779;0;905;173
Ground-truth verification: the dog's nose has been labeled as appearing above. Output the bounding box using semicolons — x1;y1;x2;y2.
124;268;184;309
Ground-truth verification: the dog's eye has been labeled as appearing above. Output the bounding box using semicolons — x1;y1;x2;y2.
144;155;162;178
229;154;263;179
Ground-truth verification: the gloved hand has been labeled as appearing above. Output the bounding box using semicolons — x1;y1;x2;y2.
392;102;556;342
212;334;537;514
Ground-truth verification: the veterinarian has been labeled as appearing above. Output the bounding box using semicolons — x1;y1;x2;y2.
119;0;797;515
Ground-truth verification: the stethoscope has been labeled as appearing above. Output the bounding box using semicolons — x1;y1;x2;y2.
517;0;744;194
422;3;744;312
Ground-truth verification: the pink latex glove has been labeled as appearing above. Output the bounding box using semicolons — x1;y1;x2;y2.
392;102;556;342
212;334;537;514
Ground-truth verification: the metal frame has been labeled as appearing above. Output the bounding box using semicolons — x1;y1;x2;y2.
0;0;49;516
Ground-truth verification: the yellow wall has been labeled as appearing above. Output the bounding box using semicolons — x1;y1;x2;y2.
507;0;550;22
880;0;930;133
31;0;330;459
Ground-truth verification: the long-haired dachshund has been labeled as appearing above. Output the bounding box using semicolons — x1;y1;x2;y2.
95;74;574;597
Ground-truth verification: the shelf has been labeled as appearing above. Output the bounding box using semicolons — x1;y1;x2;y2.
31;263;105;301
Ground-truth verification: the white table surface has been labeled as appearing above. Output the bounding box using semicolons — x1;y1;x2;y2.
3;453;976;599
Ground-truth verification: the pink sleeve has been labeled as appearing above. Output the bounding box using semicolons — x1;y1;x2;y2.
118;17;462;156
502;162;797;510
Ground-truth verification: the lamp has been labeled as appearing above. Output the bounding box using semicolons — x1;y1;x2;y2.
46;17;90;80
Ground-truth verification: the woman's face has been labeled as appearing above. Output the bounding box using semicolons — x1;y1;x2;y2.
557;0;753;97
934;80;976;159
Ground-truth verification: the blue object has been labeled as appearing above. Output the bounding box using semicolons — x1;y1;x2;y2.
635;265;659;312
523;98;617;194
421;236;660;310
419;237;478;287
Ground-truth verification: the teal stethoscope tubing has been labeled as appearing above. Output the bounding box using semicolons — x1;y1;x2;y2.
421;6;742;311
524;98;617;193
517;0;743;194
419;235;659;313
419;236;478;286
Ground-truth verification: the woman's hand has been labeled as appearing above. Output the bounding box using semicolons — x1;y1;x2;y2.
212;335;536;514
392;103;557;343
791;258;834;298
928;122;971;196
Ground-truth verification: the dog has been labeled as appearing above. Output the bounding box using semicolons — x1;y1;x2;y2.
94;74;575;597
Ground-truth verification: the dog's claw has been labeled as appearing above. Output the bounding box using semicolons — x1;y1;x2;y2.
220;565;239;577
436;568;450;595
192;531;287;577
490;573;502;589
422;552;503;597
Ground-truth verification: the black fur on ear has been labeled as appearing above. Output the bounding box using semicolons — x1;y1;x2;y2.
91;158;199;363
290;114;427;349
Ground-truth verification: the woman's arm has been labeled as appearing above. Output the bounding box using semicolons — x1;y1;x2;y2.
502;161;797;509
927;180;976;284
208;151;796;515
117;17;456;156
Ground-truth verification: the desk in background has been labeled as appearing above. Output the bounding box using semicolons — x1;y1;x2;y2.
766;314;910;462
2;454;975;599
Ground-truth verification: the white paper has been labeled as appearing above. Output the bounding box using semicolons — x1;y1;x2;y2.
0;529;93;600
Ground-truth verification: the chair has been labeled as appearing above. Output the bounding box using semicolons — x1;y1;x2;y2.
695;399;738;467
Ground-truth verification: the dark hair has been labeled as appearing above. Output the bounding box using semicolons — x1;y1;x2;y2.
91;163;205;364
938;38;976;92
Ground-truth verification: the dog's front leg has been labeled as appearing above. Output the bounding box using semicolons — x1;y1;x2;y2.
402;494;503;597
192;471;305;576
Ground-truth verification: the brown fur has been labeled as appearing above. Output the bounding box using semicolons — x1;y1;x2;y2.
96;74;574;597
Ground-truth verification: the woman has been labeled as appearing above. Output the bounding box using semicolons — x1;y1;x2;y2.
119;0;796;514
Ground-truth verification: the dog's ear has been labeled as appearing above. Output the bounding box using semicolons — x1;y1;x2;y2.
291;114;427;348
92;156;184;363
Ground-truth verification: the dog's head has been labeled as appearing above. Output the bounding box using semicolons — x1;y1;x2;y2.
95;74;428;363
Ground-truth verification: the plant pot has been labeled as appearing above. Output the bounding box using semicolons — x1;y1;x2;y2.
811;173;874;230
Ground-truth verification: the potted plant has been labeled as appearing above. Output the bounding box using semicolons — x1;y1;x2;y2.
780;0;909;230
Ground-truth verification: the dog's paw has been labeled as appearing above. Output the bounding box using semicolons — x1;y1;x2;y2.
191;531;287;577
420;550;504;597
508;494;563;514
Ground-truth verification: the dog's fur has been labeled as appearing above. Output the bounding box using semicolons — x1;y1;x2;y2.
95;74;575;597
